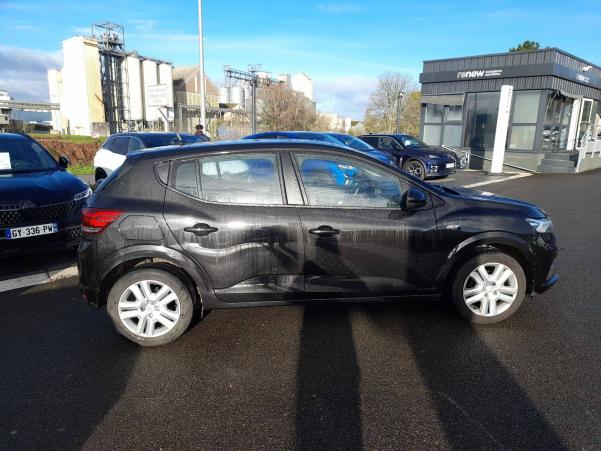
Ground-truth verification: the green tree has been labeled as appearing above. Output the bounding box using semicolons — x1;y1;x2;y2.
509;40;541;52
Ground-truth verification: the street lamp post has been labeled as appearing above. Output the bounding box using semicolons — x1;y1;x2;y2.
197;0;206;129
395;91;404;134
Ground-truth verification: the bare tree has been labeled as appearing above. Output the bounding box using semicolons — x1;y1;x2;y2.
258;84;316;131
364;72;420;134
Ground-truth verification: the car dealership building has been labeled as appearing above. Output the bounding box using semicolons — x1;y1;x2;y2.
419;48;601;173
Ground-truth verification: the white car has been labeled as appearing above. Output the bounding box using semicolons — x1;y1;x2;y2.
94;132;205;183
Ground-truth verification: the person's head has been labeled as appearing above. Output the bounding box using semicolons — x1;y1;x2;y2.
195;124;204;132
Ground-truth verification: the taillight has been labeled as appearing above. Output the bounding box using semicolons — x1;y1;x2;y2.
82;208;123;234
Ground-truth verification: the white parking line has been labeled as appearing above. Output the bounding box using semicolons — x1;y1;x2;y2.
0;265;78;293
464;173;531;189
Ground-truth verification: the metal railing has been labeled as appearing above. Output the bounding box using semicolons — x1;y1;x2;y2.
442;145;538;174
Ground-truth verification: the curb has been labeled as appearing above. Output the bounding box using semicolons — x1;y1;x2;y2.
0;265;78;293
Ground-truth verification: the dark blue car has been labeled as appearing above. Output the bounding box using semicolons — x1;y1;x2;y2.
0;133;90;256
358;134;460;179
243;131;397;166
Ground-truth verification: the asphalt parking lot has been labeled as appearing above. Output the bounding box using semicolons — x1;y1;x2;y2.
2;169;600;449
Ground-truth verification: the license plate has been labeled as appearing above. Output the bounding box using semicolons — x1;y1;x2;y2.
446;162;455;168
6;223;58;240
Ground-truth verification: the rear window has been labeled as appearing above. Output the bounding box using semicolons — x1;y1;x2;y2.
142;134;202;148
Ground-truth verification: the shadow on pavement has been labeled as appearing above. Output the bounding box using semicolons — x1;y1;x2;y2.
295;304;363;450
0;278;139;449
361;300;566;449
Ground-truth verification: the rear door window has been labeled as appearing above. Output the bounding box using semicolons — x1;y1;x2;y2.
111;137;130;155
128;138;145;152
170;153;284;205
360;136;378;147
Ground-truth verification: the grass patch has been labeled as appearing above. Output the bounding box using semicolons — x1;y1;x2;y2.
68;165;95;175
31;134;106;144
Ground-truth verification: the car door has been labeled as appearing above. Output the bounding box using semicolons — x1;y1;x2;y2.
378;136;406;165
163;151;305;303
289;150;440;298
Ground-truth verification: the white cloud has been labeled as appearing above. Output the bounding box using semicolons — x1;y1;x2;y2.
317;3;365;13
0;45;62;101
314;75;377;120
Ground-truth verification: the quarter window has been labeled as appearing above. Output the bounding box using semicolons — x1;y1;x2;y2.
295;154;404;208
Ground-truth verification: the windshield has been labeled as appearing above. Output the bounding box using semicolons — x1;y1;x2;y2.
398;135;428;148
0;138;58;173
141;134;203;148
328;133;374;151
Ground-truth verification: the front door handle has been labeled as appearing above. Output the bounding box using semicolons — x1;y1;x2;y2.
184;223;218;236
309;225;340;237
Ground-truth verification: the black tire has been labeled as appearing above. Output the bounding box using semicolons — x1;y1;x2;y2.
95;169;107;184
450;252;527;324
403;159;426;180
107;268;194;346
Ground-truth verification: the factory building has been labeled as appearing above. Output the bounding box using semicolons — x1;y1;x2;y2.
173;66;219;132
278;73;314;101
419;48;601;173
48;24;175;137
0;90;11;131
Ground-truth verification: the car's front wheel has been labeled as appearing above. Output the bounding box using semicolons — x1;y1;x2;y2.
451;252;526;324
403;159;426;180
107;268;194;346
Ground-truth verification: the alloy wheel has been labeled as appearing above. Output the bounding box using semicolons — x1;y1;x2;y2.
406;161;423;178
462;263;518;317
117;280;181;338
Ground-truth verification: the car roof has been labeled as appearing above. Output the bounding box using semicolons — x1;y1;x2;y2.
141;139;358;161
109;132;195;138
0;132;31;141
359;133;412;138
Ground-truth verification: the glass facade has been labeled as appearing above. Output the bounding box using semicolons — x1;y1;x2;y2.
422;104;463;147
463;92;500;150
508;90;541;151
541;92;573;151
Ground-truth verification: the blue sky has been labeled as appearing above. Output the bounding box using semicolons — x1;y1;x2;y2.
1;0;601;119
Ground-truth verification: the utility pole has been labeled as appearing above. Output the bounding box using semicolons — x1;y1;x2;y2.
395;91;404;134
197;0;206;128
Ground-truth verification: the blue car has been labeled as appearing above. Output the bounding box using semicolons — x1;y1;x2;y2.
0;133;90;256
243;131;397;166
358;134;459;180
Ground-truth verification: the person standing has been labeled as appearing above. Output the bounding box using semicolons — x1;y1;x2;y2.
195;124;211;142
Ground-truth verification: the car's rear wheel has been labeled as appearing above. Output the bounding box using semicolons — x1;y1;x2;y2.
403;159;426;180
451;252;526;324
107;268;194;346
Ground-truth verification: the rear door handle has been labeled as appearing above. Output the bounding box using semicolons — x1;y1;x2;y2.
309;225;340;237
184;223;218;236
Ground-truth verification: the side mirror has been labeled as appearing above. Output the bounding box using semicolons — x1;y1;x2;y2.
58;155;70;169
401;188;428;210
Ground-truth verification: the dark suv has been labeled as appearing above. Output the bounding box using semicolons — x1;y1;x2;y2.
79;140;558;346
0;133;90;256
359;134;466;179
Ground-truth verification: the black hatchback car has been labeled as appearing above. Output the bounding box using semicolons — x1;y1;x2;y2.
79;140;558;346
0;133;90;256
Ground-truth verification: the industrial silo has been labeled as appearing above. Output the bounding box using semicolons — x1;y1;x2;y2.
123;55;143;121
230;86;245;106
141;59;158;121
158;63;174;107
244;86;252;110
219;86;230;105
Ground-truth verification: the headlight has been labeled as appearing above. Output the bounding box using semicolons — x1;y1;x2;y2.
526;217;553;233
74;187;92;201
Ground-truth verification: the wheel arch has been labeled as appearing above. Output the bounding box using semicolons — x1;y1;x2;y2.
96;245;217;309
437;234;535;295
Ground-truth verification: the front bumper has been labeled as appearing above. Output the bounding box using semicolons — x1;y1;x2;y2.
0;225;81;257
534;263;558;293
